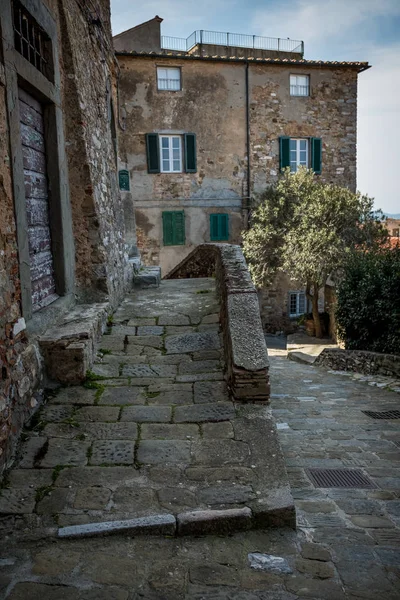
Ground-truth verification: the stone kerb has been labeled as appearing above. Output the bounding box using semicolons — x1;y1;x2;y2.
166;244;270;402
316;348;400;378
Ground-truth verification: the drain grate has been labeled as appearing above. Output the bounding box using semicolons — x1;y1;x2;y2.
362;410;400;420
393;440;400;448
306;468;376;489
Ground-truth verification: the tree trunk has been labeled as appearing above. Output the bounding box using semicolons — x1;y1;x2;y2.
312;283;322;338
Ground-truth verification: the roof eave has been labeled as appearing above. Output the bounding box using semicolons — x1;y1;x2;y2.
115;51;370;72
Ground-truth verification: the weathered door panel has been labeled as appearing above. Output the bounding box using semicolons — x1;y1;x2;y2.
19;88;58;312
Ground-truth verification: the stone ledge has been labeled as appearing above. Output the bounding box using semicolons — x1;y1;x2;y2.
58;513;176;538
39;303;110;384
56;501;295;539
165;244;270;402
177;507;252;535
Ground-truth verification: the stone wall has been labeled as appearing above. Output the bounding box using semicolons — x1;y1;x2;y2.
316;348;400;378
249;65;358;194
0;0;131;474
59;0;129;305
167;244;270;401
117;55;248;274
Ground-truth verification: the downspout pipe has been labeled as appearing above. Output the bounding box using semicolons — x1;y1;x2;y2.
245;61;251;229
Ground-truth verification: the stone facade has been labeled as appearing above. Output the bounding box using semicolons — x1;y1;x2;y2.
115;22;366;282
0;0;132;473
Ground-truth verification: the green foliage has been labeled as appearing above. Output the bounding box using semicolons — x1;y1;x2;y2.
336;247;400;354
243;168;387;289
243;168;387;336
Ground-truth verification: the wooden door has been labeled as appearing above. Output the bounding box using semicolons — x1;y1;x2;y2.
19;89;58;312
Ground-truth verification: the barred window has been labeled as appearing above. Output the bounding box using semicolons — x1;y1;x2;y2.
13;0;53;81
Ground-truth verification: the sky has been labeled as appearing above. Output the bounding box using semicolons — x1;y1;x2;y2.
111;0;400;214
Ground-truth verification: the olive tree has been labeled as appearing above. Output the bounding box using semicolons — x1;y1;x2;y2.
243;168;387;337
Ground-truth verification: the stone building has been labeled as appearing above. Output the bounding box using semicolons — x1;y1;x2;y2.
114;17;369;329
0;0;133;473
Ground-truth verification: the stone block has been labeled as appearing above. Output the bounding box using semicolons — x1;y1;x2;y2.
136;326;164;336
134;266;161;288
141;423;199;439
75;406;120;422
99;386;145;405
58;513;176;538
74;487;111;509
158;313;190;325
137;440;191;464
120;405;171;422
177;507;252;535
165;332;221;354
90;441;135;465
111;486;156;512
126;335;163;349
194;380;229;404
40;439;90;468
174;402;235;423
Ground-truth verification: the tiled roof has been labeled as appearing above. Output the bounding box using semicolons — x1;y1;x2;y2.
116;50;370;72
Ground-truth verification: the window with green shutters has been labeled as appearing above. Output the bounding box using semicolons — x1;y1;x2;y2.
279;136;322;173
162;211;185;246
210;213;229;241
146;133;197;174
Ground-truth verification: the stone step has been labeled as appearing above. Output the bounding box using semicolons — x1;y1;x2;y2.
134;266;161;288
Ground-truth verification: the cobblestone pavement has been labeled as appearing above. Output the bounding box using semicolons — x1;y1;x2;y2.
0;279;291;539
1;285;400;598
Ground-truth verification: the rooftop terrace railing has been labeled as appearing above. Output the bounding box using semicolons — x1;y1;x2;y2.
161;30;304;55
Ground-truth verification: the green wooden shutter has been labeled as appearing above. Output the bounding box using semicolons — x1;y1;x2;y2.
184;133;197;173
311;137;322;174
162;211;185;245
162;211;174;245
279;136;290;172
210;214;219;241
146;133;160;173
220;214;229;240
210;213;229;241
173;211;185;245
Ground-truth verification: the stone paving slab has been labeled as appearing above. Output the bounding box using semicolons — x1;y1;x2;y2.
0;279;294;543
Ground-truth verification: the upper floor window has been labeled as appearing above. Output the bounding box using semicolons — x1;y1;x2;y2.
12;0;53;81
157;67;181;91
393;229;399;237
290;138;308;172
290;74;309;96
146;133;196;173
160;135;182;172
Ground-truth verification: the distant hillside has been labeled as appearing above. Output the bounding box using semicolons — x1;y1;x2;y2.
384;213;400;219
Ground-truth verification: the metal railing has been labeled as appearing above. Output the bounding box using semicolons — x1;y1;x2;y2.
161;30;304;55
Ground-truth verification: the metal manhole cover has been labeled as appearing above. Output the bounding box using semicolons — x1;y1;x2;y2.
306;468;376;489
362;410;400;420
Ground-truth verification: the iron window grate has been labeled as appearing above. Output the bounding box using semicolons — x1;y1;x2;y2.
306;468;376;489
362;410;400;420
13;0;53;81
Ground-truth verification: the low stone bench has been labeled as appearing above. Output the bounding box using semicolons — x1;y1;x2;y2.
39;303;109;384
166;244;270;402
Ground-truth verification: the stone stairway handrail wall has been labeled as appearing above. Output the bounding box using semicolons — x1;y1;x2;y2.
165;244;270;401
